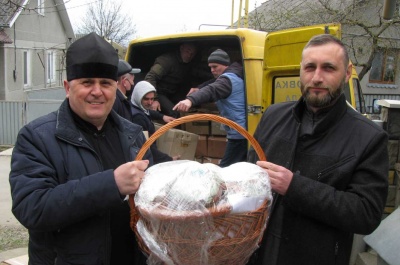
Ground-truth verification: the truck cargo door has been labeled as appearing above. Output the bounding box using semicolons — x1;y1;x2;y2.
262;23;341;110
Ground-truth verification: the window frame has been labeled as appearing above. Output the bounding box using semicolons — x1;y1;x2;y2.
23;50;31;88
369;48;397;84
38;0;44;16
46;50;56;84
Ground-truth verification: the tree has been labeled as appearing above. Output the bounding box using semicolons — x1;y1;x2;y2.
75;0;136;46
247;0;400;81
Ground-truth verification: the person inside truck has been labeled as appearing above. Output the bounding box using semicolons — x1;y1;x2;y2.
113;59;141;122
173;49;247;167
247;34;388;265
145;42;198;118
9;32;151;265
131;80;180;163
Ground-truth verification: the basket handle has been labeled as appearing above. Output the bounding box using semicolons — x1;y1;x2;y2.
129;113;266;231
133;113;266;161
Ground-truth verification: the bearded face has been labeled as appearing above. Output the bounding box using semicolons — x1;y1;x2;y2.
299;42;351;111
300;78;345;109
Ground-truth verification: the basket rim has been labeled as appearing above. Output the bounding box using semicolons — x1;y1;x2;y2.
137;198;270;222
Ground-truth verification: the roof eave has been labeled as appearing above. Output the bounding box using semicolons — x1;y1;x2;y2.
3;0;30;28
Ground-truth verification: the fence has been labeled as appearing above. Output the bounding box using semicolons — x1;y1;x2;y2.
364;94;400;114
0;101;25;145
0;87;64;145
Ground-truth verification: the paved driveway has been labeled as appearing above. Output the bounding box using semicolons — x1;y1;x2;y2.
0;149;19;227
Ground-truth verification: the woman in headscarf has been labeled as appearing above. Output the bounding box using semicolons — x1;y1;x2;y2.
131;81;179;163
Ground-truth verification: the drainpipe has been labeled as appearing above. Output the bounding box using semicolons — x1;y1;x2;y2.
383;0;396;20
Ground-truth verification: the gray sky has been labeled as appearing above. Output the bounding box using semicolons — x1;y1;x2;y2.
65;0;261;38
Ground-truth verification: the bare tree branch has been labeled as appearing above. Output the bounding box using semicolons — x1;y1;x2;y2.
248;0;400;81
75;0;136;46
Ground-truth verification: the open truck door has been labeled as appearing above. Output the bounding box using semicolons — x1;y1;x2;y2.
262;23;364;112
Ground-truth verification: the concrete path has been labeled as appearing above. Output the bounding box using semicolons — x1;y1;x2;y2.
0;148;20;227
0;148;28;264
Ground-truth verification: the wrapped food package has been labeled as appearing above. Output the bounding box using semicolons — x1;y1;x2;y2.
134;160;272;265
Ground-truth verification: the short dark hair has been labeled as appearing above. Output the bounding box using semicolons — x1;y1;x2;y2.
303;34;349;67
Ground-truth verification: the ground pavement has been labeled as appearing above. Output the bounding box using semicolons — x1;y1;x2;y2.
0;148;28;264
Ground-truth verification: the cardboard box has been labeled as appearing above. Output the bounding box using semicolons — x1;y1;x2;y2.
180;112;210;135
207;136;227;158
211;121;227;136
195;135;208;158
202;156;221;166
185;120;210;135
154;122;163;131
379;102;400;139
156;127;199;160
194;157;203;163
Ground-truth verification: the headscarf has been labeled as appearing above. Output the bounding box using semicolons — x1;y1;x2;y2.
131;81;156;115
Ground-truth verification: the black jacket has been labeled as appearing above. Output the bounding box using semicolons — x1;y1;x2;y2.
113;89;135;122
10;99;152;265
248;94;388;265
145;50;193;96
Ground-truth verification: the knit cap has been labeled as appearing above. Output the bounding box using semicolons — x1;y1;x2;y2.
208;49;230;66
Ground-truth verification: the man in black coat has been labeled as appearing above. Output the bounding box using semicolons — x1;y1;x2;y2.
112;59;141;122
9;33;151;265
145;42;197;118
248;34;388;265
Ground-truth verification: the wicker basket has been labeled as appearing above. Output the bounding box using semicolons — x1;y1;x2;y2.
129;114;268;265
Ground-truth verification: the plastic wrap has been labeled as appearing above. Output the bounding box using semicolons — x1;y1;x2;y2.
134;160;272;265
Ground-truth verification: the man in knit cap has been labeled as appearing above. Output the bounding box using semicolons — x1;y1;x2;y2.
10;32;151;265
173;49;247;167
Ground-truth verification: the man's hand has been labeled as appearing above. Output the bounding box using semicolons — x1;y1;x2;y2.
187;88;199;96
151;100;161;111
172;155;181;160
256;161;293;195
114;160;149;195
173;99;192;112
163;115;175;123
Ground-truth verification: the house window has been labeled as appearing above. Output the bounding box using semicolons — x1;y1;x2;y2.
38;0;44;16
369;49;397;84
23;50;31;87
47;50;56;83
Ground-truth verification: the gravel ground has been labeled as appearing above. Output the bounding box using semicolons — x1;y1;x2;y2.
0;225;28;252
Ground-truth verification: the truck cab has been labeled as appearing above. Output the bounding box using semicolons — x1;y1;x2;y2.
126;23;365;136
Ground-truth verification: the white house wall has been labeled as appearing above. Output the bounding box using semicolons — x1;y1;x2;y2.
1;0;72;101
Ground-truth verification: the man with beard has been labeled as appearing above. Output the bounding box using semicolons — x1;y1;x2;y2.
247;34;388;265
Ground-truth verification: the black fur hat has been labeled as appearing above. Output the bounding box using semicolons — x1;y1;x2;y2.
66;32;118;81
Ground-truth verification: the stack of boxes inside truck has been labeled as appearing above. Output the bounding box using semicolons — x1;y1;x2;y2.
181;103;228;165
153;102;229;165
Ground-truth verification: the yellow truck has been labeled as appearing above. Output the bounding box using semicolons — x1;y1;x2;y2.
125;23;365;136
